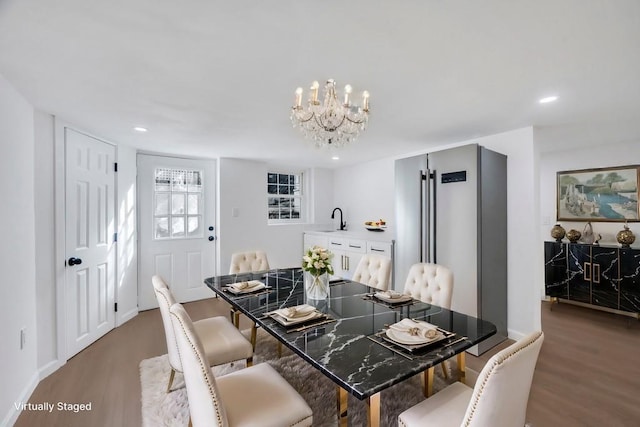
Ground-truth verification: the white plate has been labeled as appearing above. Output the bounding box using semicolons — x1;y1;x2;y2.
374;292;413;304
365;225;387;231
385;328;444;345
226;281;266;294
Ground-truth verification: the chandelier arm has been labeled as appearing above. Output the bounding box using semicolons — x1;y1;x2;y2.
314;113;346;132
344;116;368;125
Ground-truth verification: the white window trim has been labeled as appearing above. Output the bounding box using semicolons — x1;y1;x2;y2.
267;169;309;225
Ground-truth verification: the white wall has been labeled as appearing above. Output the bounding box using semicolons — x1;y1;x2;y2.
479;127;540;338
0;73;38;426
217;158;334;273
33;112;57;375
333;127;540;340
116;144;138;324
333;157;396;233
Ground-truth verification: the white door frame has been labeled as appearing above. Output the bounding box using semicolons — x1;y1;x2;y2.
53;121;120;364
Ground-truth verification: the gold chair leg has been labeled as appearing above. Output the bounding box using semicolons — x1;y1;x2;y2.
166;368;176;393
250;323;258;352
440;360;449;379
233;311;240;328
188;417;192;427
246;356;253;367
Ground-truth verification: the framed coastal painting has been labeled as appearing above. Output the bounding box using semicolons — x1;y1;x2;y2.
557;165;640;222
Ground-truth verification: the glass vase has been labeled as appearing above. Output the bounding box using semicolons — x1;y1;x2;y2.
304;271;329;300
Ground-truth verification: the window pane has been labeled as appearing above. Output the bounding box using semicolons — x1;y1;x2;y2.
172;194;185;215
172;171;187;192
268;197;279;207
187;171;202;192
154;217;169;239
171;217;185;237
292;198;301;218
292;184;301;195
268;173;277;184
279;185;289;194
187;194;200;215
267;184;278;194
155;169;171;191
187;216;202;237
278;174;289;184
155;193;169;215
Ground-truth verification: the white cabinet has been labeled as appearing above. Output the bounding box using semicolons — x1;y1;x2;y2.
303;232;395;285
328;237;366;279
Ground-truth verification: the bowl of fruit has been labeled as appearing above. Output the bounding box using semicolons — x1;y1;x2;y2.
364;219;387;231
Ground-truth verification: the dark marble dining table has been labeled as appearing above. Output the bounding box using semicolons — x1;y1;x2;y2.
205;268;496;427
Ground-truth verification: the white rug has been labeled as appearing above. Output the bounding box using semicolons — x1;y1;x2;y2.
140;331;457;426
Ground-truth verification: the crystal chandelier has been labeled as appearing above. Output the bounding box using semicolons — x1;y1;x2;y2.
290;79;370;148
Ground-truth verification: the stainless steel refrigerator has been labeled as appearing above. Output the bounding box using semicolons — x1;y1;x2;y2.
394;143;507;355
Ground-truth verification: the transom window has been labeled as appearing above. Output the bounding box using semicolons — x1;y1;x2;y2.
154;168;203;239
268;172;303;223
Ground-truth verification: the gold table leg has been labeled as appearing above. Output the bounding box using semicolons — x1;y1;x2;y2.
337;387;348;427
457;351;466;384
421;367;435;397
366;392;381;427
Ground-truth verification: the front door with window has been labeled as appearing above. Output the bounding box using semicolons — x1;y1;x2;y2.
137;154;217;310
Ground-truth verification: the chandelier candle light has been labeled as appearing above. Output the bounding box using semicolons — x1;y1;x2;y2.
291;79;370;148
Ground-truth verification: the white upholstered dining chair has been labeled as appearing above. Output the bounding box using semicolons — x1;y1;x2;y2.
398;330;544;427
228;250;270;274
169;302;313;427
403;262;454;378
403;262;454;309
152;276;253;393
352;253;392;291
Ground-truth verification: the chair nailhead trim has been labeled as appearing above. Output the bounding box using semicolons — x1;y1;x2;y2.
463;332;542;426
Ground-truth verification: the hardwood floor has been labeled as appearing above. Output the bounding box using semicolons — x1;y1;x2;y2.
13;298;640;426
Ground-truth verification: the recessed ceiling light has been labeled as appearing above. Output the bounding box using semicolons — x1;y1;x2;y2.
539;96;558;104
332;156;340;160
133;126;148;132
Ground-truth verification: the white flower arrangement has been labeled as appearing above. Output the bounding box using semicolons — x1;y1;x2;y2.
302;245;334;277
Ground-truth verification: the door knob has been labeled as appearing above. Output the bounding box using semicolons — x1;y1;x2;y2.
208;236;215;241
68;257;83;266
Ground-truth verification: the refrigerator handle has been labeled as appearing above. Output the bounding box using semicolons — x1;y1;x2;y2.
420;169;430;263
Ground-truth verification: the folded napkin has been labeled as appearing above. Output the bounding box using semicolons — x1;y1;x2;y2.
275;304;316;321
229;280;262;291
378;290;404;299
389;318;438;339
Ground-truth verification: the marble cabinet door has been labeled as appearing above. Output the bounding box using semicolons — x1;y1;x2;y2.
567;244;592;304
619;248;640;313
544;242;568;298
590;246;619;310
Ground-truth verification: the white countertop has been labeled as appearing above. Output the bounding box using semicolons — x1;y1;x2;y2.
304;228;395;243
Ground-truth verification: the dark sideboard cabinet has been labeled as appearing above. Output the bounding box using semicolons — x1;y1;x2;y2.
544;241;640;318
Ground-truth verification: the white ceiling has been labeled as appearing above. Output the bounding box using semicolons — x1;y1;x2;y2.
1;0;639;167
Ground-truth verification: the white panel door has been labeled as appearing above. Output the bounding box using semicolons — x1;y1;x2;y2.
137;154;217;310
65;129;116;358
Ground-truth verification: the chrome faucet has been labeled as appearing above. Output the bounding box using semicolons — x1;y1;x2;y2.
331;207;347;231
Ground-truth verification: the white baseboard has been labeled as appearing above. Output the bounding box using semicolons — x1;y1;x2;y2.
116;307;138;327
2;371;39;427
38;358;63;381
507;328;526;341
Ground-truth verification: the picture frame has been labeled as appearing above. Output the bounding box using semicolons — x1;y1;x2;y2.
557;165;640;222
